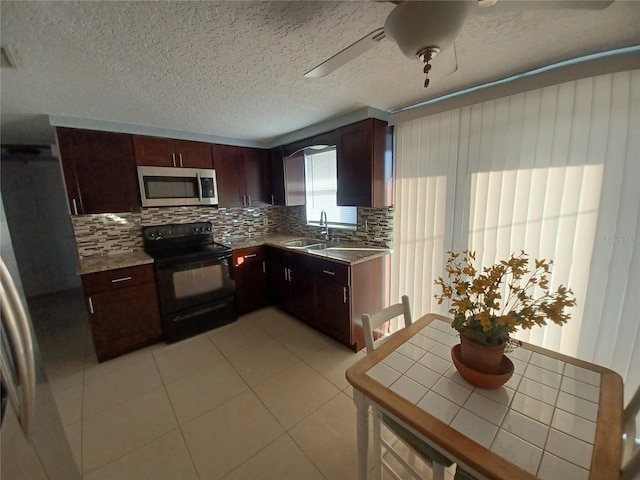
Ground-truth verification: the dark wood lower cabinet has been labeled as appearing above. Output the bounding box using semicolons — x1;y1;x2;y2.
232;246;269;315
313;259;351;346
266;246;387;351
266;248;314;323
82;264;163;362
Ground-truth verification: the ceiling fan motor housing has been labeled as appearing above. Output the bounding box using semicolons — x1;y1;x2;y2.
384;0;477;59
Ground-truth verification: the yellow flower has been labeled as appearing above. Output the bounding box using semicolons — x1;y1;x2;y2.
435;250;575;346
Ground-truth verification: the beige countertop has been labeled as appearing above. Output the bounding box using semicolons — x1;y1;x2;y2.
77;250;154;275
221;234;391;266
77;233;390;274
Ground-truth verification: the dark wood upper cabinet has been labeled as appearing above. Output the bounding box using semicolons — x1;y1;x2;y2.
133;135;213;168
336;118;393;207
211;144;245;207
269;146;305;206
56;127;140;215
212;144;269;207
242;147;270;207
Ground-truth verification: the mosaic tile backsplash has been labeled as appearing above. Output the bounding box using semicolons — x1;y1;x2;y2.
71;205;394;258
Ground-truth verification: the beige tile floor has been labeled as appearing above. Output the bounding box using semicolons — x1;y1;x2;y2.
29;289;449;480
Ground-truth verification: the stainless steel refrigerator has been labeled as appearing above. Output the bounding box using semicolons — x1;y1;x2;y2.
1;198;81;480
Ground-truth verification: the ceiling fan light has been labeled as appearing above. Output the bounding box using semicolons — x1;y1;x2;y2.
384;0;477;59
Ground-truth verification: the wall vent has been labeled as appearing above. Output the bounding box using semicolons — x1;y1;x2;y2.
1;46;17;68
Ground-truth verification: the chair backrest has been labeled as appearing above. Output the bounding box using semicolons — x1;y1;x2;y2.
622;384;640;480
362;295;412;354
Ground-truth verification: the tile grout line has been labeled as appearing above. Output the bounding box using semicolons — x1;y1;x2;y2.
151;345;203;480
209;311;356;479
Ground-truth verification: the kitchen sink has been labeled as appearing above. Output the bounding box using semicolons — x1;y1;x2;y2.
282;238;324;248
324;247;387;252
306;243;328;250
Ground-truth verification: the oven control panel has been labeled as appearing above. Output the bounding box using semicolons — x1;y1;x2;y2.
143;222;213;242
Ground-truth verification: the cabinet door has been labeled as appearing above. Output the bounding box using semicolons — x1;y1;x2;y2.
336;120;373;207
336;118;392;207
132;136;176;167
269;147;305;206
284;152;306;206
87;282;162;362
242;147;270;207
266;247;290;307
313;259;351;345
212;144;245;207
175;140;214;169
287;254;315;324
57;128;140;214
269;147;285;206
233;246;268;314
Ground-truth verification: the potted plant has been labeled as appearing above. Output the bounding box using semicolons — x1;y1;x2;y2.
434;250;576;379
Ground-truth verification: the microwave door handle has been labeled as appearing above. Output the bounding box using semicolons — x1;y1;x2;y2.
196;172;203;202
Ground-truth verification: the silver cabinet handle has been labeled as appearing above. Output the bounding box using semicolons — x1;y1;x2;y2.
244;254;257;259
172;153;176;167
88;296;94;314
343;286;347;303
262;261;266;274
284;268;288;281
0;259;36;440
179;153;183;167
72;198;78;215
111;276;132;283
271;194;275;205
242;195;247;207
322;270;335;276
247;195;251;206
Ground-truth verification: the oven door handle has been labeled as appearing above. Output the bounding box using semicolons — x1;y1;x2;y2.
154;254;231;270
196;172;203;202
171;303;228;322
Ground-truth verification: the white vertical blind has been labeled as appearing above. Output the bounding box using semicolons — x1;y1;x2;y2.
392;70;640;397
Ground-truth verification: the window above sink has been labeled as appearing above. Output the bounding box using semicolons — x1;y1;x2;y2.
304;147;356;231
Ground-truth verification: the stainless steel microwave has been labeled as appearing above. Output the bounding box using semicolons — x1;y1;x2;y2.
137;166;218;207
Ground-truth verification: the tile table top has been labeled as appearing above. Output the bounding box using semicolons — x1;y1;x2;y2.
347;314;623;480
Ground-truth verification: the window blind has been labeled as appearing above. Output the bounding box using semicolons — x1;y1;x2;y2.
392;70;640;399
304;148;357;228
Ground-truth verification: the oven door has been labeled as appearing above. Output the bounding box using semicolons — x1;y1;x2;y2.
154;254;234;314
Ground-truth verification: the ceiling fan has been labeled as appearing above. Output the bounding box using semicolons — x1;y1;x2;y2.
304;0;614;88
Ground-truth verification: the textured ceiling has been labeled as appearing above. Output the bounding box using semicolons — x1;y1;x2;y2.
1;1;639;147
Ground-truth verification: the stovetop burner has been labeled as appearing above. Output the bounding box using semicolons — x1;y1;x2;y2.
142;221;231;261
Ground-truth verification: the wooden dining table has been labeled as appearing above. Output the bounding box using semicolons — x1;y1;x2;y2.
346;313;623;480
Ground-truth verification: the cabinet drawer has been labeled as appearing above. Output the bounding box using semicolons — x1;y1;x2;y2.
232;246;265;267
82;264;156;294
310;258;349;285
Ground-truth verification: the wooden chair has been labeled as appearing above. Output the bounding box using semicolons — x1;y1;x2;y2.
622;384;640;480
362;296;453;480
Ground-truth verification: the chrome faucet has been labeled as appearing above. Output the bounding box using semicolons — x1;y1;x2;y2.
319;210;329;240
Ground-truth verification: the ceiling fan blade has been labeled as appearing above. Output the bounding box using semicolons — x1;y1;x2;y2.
304;28;386;78
480;0;614;15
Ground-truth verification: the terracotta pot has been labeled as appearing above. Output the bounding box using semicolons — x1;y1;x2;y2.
458;334;506;374
451;345;514;389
